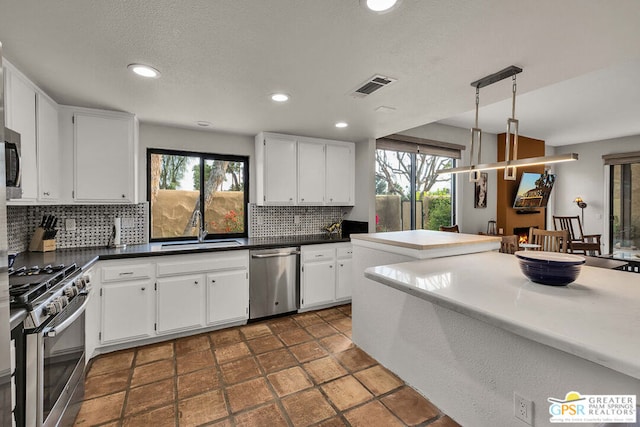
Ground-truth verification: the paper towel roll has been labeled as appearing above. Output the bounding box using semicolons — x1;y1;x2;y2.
114;218;122;246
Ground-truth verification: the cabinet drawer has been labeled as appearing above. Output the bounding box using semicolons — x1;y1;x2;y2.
157;253;248;277
336;247;353;259
302;248;335;263
102;263;152;282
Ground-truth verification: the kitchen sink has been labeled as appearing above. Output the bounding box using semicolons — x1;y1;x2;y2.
158;240;243;251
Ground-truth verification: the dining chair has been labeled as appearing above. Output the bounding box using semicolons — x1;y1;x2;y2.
528;228;569;252
552;215;602;255
439;224;460;233
499;235;519;254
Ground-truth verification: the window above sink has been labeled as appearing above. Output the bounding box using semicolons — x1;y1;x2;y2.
147;149;249;242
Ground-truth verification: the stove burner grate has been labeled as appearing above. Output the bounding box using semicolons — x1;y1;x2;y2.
10;264;67;277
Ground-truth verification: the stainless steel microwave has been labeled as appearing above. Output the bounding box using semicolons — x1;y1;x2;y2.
5;127;21;199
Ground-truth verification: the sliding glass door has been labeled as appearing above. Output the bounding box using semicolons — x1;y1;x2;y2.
375;148;455;232
610;162;640;257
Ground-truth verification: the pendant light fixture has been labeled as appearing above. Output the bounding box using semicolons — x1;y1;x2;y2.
468;85;482;183
436;66;579;177
504;73;519;180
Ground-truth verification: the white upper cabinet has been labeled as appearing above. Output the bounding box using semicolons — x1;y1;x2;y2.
256;134;297;205
298;141;325;205
4;64;37;201
36;93;61;201
325;144;354;205
73;109;138;203
256;132;355;206
4;61;62;203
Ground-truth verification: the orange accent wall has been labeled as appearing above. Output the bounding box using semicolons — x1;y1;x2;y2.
496;134;546;236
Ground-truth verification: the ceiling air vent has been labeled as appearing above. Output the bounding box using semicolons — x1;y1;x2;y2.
351;74;397;98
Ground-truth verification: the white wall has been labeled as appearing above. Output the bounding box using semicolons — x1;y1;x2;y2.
553;134;640;252
137;123;255;202
349;138;376;229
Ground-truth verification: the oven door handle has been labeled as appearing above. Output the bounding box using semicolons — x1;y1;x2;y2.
43;296;89;338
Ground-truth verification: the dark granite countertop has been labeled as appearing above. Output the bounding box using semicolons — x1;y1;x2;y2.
11;234;351;271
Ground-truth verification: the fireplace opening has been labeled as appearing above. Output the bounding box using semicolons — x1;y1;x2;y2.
514;226;538;244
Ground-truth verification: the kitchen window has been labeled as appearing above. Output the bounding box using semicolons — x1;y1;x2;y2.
375;135;462;231
148;149;249;241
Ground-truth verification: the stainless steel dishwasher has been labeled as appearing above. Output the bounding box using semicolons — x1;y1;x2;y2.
249;247;300;319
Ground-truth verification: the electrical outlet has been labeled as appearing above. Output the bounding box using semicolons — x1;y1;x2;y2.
294;215;301;224
514;392;533;425
65;218;76;231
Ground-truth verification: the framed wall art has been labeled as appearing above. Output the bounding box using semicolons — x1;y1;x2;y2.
474;172;488;209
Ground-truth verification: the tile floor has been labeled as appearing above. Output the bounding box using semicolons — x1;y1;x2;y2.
73;305;460;427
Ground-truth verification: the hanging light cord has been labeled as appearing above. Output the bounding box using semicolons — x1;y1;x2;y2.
475;87;480;128
511;75;517;119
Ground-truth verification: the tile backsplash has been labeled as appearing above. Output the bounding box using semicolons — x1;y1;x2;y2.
7;202;349;252
8;203;148;252
249;204;349;238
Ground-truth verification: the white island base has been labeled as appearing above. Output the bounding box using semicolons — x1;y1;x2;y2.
351;231;640;427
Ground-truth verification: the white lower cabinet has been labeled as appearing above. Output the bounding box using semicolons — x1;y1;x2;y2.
300;243;352;311
101;281;154;344
207;270;249;325
93;251;249;349
99;261;154;345
157;275;205;334
301;260;335;308
336;257;353;301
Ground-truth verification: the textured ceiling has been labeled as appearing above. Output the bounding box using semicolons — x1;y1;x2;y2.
1;0;639;145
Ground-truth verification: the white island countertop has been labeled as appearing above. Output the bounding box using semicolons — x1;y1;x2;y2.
364;250;640;379
351;230;501;259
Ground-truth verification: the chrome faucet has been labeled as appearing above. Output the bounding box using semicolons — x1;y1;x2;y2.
192;210;208;242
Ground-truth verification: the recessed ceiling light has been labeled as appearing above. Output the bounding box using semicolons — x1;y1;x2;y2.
196;121;212;127
361;0;400;13
335;122;349;128
271;93;290;102
127;63;161;78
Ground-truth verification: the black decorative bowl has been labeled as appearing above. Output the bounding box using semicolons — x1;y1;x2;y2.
514;251;586;286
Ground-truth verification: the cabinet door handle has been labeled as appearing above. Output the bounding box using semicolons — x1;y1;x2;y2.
121;194;126;198
340;263;343;267
141;287;146;291
289;198;293;201
194;281;199;285
43;191;50;196
301;198;304;201
329;265;333;269
211;279;216;283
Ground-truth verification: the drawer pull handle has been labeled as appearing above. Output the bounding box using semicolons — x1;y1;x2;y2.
119;272;134;276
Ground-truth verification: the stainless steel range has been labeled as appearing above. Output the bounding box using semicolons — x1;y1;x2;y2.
10;262;92;426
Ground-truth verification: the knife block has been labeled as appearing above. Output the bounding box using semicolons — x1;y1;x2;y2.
29;227;56;252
